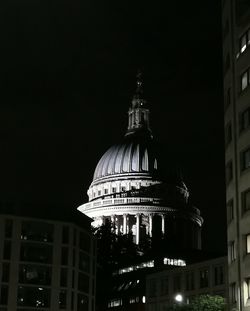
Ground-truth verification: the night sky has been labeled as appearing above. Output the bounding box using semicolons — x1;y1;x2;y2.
0;1;226;252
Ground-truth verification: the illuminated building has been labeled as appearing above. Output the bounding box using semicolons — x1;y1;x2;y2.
78;72;203;250
222;0;250;310
0;203;96;311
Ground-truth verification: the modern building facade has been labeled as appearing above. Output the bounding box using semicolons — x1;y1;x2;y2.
146;256;228;311
78;73;203;250
222;1;250;310
0;204;96;311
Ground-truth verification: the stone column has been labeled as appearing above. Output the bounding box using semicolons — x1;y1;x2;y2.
136;214;141;244
161;214;165;236
149;214;153;237
123;214;127;235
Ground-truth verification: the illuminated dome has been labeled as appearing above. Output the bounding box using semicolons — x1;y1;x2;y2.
78;72;203;249
93;134;159;182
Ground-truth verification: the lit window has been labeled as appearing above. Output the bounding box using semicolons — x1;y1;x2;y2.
241;148;250;171
246;278;250;300
226;161;233;184
239;28;250;54
246;234;250;254
242;189;250;213
241;70;250;91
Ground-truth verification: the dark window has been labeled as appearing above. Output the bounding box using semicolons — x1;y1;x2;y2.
78;273;89;293
19;264;51;285
225;122;232;146
59;290;67;309
186;272;195;291
241;147;250;171
225;87;231;110
71;292;74;310
226;161;233;184
239;107;250;132
148;279;157;297
4;219;13;238
77;294;88;311
1;263;9;283
214;266;224;285
173;275;181;292
60;268;67;287
72;270;75;289
227;199;234;223
79;232;90;252
21;221;54;242
73;229;77;246
104;189;108;194
224;53;230;75
62;226;69;244
61;247;68;266
73;249;76;267
98;190;101;196
79;252;90;273
241;69;250;91
20;243;53;264
242;189;250;213
112;187;116;193
17;286;50;308
160;277;168;295
3;241;11;260
0;286;8;305
199;269;209;288
121;187;126;192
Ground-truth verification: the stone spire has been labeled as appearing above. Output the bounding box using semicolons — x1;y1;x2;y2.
126;71;152;137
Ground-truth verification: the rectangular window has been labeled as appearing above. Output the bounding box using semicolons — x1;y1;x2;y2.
59;290;67;309
230;282;237;303
77;294;89;311
241;69;250;91
104;189;108;194
160;277;168;295
78;273;89;293
241;147;250;171
242;189;250;213
112;187;116;193
246;234;250;254
239;28;250;54
79;232;90;252
199;269;209;288
17;286;50;308
173;275;181;292
0;286;8;305
20;243;53;264
62;226;69;244
4;219;13;238
225;122;232;146
1;263;9;283
224;87;231;110
148;279;157;297
227;199;234;223
226;161;233;184
98;190;101;196
3;241;11;260
186;272;195;291
246;278;250;300
239;107;250;132
21;221;54;242
19;264;51;285
229;241;236;262
79;252;90;273
60;268;67;287
61;247;68;266
214;266;224;285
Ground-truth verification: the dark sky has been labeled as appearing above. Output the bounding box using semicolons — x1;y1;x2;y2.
0;0;226;252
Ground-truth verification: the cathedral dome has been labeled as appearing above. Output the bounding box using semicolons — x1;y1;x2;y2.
93;133;160;182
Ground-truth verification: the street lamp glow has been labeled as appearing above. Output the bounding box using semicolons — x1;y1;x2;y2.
175;294;183;303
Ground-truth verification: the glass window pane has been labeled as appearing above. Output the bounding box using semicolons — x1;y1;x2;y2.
20;243;53;264
78;273;89;293
21;221;54;242
241;71;248;91
77;294;88;311
0;286;8;305
79;252;90;273
79;232;90;252
3;241;11;260
59;290;67;309
4;219;13;238
61;247;68;266
1;263;9;283
17;286;50;308
62;226;69;244
247;234;250;254
60;268;67;287
240;34;247;53
19;264;51;285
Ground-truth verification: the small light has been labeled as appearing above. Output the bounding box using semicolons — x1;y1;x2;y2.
142;296;146;303
175;294;183;303
38;287;43;291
